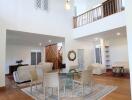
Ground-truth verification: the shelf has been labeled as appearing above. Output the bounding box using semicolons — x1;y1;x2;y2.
106;60;110;62
106;65;111;67
105;51;109;52
106;55;110;57
104;45;111;68
105;46;109;48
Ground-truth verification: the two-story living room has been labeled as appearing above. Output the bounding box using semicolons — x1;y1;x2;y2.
0;0;132;100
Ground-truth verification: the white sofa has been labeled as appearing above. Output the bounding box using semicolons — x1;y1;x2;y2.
91;63;106;75
13;62;53;84
13;65;33;83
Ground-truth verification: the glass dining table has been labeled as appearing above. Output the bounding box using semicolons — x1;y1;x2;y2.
59;71;82;96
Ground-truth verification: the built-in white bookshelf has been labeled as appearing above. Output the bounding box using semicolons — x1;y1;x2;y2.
104;45;111;69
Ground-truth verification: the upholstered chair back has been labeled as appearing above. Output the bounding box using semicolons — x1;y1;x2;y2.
29;68;38;82
81;70;92;84
44;72;59;88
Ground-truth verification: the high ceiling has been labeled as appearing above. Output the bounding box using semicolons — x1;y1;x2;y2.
6;30;65;46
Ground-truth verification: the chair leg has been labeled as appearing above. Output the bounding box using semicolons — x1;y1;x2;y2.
72;82;74;97
51;88;53;96
64;85;66;95
35;82;37;90
30;83;32;94
58;87;60;100
42;81;43;87
64;80;66;96
44;86;46;100
82;84;84;96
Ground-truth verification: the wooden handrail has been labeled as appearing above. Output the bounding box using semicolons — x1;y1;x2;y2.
73;0;124;28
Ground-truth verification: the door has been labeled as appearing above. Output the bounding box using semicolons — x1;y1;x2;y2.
77;49;84;70
45;44;58;69
95;47;102;64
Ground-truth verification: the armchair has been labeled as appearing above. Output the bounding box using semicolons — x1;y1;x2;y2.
91;63;106;75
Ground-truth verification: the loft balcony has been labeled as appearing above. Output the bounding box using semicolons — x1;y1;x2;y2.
73;0;125;28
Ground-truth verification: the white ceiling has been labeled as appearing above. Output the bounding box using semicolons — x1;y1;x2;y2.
76;26;127;42
6;30;65;46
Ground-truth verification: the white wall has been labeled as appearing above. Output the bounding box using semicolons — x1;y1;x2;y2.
64;34;95;72
6;44;45;74
109;37;128;65
64;35;129;71
0;27;6;87
0;0;73;37
126;0;132;98
73;11;126;39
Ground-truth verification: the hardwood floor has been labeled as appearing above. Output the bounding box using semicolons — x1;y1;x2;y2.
94;75;131;100
0;75;131;100
0;87;32;100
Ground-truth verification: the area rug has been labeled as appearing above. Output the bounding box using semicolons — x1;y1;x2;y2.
21;83;117;100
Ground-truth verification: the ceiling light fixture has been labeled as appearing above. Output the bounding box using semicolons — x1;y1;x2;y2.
65;0;71;10
39;43;42;46
48;40;52;43
94;38;99;41
116;32;121;36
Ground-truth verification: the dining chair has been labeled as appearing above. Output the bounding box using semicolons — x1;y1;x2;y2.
44;72;60;100
64;72;74;96
73;65;94;96
29;67;43;93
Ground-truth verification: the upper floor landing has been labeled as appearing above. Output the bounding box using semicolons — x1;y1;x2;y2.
73;0;126;39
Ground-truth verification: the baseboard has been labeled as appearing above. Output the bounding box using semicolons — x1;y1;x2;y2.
0;86;6;91
106;69;112;72
5;74;12;76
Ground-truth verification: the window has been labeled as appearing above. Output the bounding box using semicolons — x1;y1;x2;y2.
35;0;48;10
31;51;41;65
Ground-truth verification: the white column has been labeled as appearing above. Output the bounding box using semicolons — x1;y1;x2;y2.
100;39;105;65
125;0;132;98
0;27;6;87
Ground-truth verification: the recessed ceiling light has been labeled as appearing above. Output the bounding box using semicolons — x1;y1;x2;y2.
48;40;52;43
39;43;42;46
94;38;99;41
116;32;121;36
